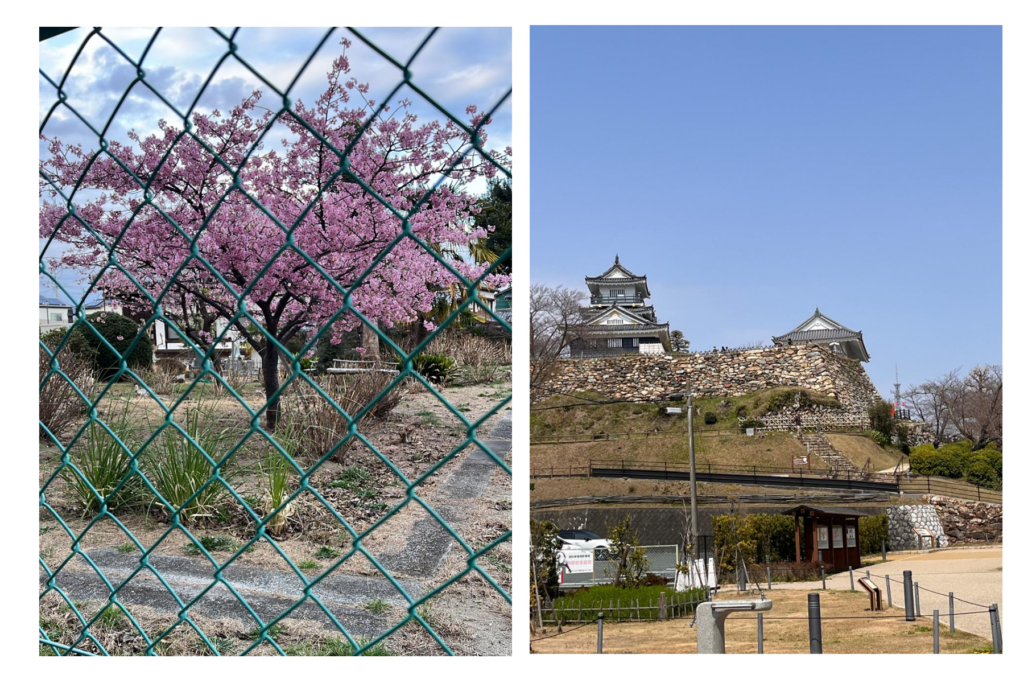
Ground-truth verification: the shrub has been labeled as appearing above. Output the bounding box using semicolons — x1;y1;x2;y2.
39;343;94;442
285;371;406;463
155;357;187;375
859;515;889;554
740;418;766;430
868;400;895;443
62;405;142;511
965;457;1000;489
552;585;705;622
703;412;717;426
145;400;231;522
41;326;94;361
411;353;456;386
871;430;889;447
80;312;153;380
712;513;795;573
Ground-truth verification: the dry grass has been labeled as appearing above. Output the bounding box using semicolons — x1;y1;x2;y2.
530;589;992;654
530;432;820;472
827;433;904;471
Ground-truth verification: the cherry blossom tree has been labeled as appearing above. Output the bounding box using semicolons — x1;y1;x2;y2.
40;39;510;428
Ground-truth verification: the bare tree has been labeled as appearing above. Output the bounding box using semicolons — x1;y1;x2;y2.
945;364;1002;449
907;365;1002;449
529;284;586;403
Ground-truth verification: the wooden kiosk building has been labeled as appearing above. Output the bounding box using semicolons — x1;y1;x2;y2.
784;505;868;570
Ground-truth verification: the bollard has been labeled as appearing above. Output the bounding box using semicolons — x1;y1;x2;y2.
849;566;854;591
821;566;826;590
757;613;764;654
882;539;887;562
885;575;892;608
915;582;922;617
597;612;603;654
767;566;772;591
808;593;823;654
903;570;915;621
949;593;955;633
989;604;1001;654
933;610;940;654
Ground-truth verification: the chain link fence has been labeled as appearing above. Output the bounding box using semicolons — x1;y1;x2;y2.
39;27;511;656
558;545;678;589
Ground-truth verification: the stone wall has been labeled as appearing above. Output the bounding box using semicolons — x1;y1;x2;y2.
929;496;1002;544
886;505;949;550
543;344;881;416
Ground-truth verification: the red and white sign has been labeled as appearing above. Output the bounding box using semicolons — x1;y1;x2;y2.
561;549;594;574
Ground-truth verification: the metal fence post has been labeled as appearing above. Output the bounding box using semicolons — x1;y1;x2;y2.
949;593;955;633
849;566;854;591
886;575;892;608
767;565;771;590
933;610;940;654
597;612;603;654
989;604;1001;654
757;613;764;654
882;539;887;562
808;593;822;654
915;582;922;617
903;570;915;621
821;566;826;590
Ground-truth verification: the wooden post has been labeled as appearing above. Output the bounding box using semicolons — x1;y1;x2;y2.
658;592;668;620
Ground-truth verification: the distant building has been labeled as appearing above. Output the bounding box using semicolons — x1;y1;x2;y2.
569;256;670;357
493;286;511;322
39;295;72;333
772;308;869;362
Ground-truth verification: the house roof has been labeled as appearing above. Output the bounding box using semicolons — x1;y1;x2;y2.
39;295;68;306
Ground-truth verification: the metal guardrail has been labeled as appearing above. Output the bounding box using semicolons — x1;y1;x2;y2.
529;459;1000;503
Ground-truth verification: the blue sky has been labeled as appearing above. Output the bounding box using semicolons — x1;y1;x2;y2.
39;27;511;302
531;25;1001;397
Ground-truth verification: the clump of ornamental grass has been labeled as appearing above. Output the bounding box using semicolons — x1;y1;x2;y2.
62;402;142;512
259;430;299;536
145;399;231;523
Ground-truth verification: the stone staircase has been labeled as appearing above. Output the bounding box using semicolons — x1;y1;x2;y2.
798;432;858;476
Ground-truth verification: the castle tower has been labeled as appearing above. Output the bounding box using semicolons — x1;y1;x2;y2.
569;256;671;357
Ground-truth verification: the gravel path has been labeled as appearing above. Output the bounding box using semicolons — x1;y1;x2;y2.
756;546;1002;640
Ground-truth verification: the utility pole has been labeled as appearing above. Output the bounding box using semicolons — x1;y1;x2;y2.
687;385;698;545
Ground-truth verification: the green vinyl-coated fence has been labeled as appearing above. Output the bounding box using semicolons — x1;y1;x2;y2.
39;27;511;656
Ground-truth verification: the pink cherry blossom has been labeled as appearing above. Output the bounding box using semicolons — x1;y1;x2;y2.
39;39;511;428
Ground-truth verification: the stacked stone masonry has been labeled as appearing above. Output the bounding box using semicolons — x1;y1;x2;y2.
928;496;1002;545
886;504;949;550
544;345;882;422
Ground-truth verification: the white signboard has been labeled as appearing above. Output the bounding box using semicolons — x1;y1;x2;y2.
561;549;594;574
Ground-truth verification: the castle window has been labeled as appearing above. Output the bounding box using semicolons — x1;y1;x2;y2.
607;338;622;348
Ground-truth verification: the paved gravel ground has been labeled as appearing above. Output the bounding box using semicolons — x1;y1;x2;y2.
754;546;1002;640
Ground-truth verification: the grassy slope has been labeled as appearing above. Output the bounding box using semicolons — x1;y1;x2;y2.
827;433;904;471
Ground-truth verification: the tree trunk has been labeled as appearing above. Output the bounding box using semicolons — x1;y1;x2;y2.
361;322;380;362
261;345;281;430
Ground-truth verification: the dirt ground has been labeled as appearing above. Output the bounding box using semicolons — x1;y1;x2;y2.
768;546;1003;640
40;372;511;656
530;588;992;654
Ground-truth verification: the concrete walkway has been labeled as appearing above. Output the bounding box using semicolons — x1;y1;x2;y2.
753;546;1002;640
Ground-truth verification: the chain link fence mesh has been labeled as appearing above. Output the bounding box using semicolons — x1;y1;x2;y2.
39;27;511;656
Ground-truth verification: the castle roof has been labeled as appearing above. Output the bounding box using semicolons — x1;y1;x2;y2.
773;308;869;362
584;255;651;297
